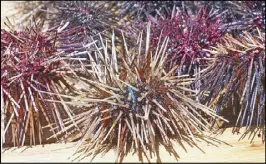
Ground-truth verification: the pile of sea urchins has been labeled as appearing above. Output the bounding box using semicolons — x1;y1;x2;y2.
1;1;265;162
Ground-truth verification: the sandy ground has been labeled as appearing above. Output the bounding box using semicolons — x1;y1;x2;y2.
1;128;265;163
1;1;265;163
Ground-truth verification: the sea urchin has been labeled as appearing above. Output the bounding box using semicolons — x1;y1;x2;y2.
48;24;227;162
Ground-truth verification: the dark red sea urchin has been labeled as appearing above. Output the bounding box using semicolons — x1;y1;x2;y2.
1;21;77;147
148;6;224;76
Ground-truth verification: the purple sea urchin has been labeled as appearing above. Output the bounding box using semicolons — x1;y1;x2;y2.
1;21;77;147
47;1;131;37
39;1;137;58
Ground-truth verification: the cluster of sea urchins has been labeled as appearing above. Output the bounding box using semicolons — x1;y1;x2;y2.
47;24;227;162
1;0;265;162
197;28;265;141
1;21;77;147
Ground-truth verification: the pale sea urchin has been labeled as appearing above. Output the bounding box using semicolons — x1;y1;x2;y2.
47;24;227;162
197;28;265;142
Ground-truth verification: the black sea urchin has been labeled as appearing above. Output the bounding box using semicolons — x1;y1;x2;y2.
47;24;227;162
